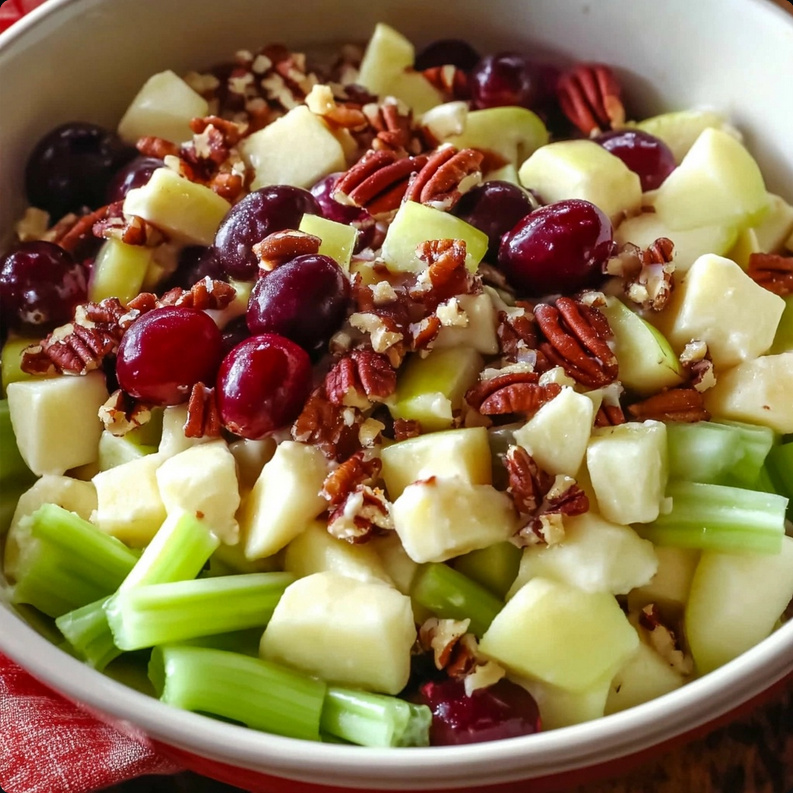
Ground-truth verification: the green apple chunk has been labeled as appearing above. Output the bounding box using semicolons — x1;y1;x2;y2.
770;296;793;354
260;571;415;695
7;373;108;476
158;404;213;459
389;346;483;432
381;202;488;274
507;512;658;597
586;421;668;525
124;168;231;246
634;109;736;163
652;128;769;231
1;337;41;395
726;227;760;269
662;254;784;370
752;194;793;253
392;476;519;564
685;537;793;675
432;293;499;355
599;297;684;395
238;441;329;560
480;577;639;692
516;675;611;730
117;70;208;145
298;214;357;271
90;239;153;304
513;387;593;477
98;430;157;471
627;546;700;617
518;140;642;222
380;426;491;500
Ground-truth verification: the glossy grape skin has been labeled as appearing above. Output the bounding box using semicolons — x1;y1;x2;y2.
414;39;481;71
214;186;322;280
310;173;371;226
25;122;136;218
498;199;614;296
216;334;312;439
220;316;250;356
453;181;539;259
0;242;87;333
247;254;350;354
116;307;224;406
106;157;163;203
470;53;541;110
163;246;226;292
415;678;541;746
595;129;677;192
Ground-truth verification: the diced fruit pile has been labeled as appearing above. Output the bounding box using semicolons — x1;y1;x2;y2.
1;23;793;748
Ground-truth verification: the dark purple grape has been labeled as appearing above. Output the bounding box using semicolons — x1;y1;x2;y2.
415;39;481;71
106;156;163;203
310;173;371;225
214;186;322;280
453;181;539;259
499;199;614;296
595;129;676;192
470;53;541;110
217;334;312;439
116;307;224;405
164;247;226;292
0;242;87;333
25;122;136;218
415;678;541;746
221;316;251;356
247;254;350;354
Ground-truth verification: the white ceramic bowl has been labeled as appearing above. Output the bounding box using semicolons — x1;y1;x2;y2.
1;0;793;790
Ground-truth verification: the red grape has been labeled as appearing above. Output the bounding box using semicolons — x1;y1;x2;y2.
106;157;163;203
220;316;250;356
163;246;226;292
498;199;614;296
216;334;312;439
595;129;677;192
415;39;481;71
214;186;322;280
0;241;87;333
116;307;224;406
247;254;350;354
470;53;541;110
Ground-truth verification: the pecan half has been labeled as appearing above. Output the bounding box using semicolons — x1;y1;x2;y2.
403;146;483;212
157;277;237;311
595;402;627;427
184;383;221;439
748;252;793;296
324;350;397;408
478;382;562;416
98;389;153;436
252;229;322;272
505;445;555;515
362;97;421;155
465;369;539;411
292;386;364;461
628;387;710;423
321;450;382;505
557;63;625;137
413;238;476;306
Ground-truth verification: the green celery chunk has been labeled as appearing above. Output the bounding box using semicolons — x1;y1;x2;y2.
55;597;119;670
452;542;522;599
321;687;431;747
766;441;793;519
149;645;326;741
638;482;788;554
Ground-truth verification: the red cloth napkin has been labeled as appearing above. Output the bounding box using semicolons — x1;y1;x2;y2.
0;0;46;33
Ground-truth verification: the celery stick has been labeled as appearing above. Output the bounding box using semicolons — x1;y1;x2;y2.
321;687;431;747
106;572;294;651
149;645;326;741
452;542;522;599
56;597;119;669
766;442;793;500
638;482;787;554
175;627;264;657
411;563;503;636
718;420;777;487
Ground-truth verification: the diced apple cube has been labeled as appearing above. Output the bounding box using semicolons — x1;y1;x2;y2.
392;476;518;564
90;239;153;304
98;430;157;471
771;297;793;355
7;373;108;476
635;109;737;163
627;546;700;617
371;532;424;596
158;405;213;459
516;675;611;730
513;387;593;477
384;71;444;116
704;352;793;435
380;427;491;500
518;140;642;222
480;577;639;692
298;214;358;271
260;571;415;694
117;70;208;145
228;437;276;491
242;106;346;191
156;440;240;545
432;293;499;355
586;421;668;525
507;513;658;598
238;441;329;560
123;168;231;246
726;227;760;269
662;254;784;370
752;194;793;253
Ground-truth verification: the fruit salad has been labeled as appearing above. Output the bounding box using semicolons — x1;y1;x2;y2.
1;23;793;748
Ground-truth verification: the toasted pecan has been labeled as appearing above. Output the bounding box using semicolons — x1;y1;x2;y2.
403;146;483;212
98;389;153;436
557;63;625;137
321;450;382;506
465;370;539;412
748;252;793;296
252;229;322;272
184;383;222;439
628;387;710;423
292;386;365;462
324;350;397;407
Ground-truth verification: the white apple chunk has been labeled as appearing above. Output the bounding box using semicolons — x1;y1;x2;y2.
242;106;347;190
158;405;212;458
661;254;784;370
90;239;152;304
260;571;415;695
726;227;760;269
156;440;240;545
117;70;208;145
685;537;793;674
704;352;793;434
123;168;231;246
432;293;499;355
626;546;700;617
507;513;658;598
513;387;593;477
752;193;793;253
480;577;639;692
634;109;737;163
516;675;611;730
7;373;108;477
228;437;276;492
380;427;491;500
652;128;769;231
238;441;329;560
98;430;157;471
297;214;358;271
586;421;668;525
392;476;519;564
518;140;642;222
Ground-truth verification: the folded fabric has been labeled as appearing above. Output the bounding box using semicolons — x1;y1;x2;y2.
0;0;46;34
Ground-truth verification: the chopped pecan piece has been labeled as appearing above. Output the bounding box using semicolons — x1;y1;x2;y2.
628;387;711;423
679;340;716;393
595;402;627;427
505;445;555;515
306;84;368;129
421;65;470;101
413;238;476;306
637;604;694;676
623;237;676;311
184;383;222;439
557;63;625;137
418;617;475;673
292;386;364;461
158;277;237;311
324;350;397;408
403;145;483;212
98;389;153;436
747;252;793;296
393;418;422;441
327;484;394;543
93;212;165;247
321;450;382;505
252;229;322;272
137;136;180;160
55;203;121;255
497;308;540;362
362;97;421;155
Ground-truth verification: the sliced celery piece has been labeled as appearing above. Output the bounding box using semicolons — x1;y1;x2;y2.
766;442;793;518
321;687;431;747
638;482;787;554
411;563;503;636
452;542;522;599
106;572;294;651
56;597;118;670
149;645;326;741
